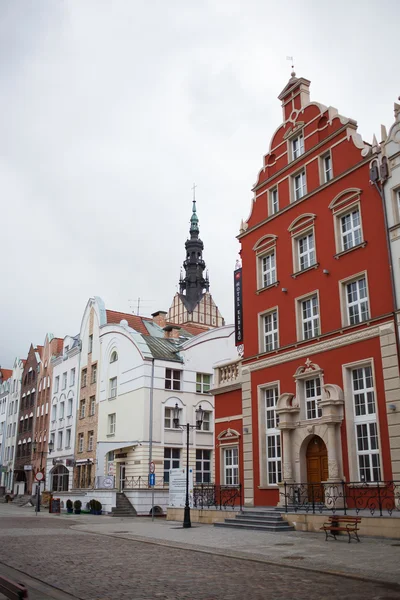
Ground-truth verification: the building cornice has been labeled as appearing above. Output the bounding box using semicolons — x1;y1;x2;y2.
244;321;391;373
211;382;242;395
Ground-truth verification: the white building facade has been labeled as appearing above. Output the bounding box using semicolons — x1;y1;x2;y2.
45;335;81;493
0;377;10;489
1;359;24;492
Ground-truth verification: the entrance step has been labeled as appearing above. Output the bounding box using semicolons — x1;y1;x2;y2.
112;492;137;517
214;509;294;532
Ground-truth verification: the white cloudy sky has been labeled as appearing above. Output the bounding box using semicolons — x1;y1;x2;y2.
1;0;399;367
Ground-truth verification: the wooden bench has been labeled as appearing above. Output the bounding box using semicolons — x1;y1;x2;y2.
0;575;29;599
321;516;361;543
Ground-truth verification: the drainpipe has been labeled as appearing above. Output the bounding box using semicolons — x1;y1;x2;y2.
373;179;400;355
148;358;155;521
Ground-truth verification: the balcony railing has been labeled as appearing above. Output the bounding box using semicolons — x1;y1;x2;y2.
281;480;400;517
214;360;242;389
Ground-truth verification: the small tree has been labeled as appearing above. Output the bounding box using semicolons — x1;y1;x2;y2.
66;499;73;510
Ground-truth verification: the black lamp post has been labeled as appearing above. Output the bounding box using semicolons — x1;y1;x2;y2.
173;402;204;529
33;438;54;512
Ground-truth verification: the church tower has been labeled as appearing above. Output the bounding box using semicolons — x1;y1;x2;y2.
168;199;224;329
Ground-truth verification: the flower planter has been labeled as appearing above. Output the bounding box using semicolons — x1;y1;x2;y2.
74;509;81;514
67;508;73;514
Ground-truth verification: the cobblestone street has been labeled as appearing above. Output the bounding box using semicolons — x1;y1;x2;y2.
1;510;400;600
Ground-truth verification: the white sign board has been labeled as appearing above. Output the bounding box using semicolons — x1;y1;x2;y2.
168;468;193;508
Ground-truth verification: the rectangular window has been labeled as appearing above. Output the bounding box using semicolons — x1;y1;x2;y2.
265;387;281;485
164;448;180;483
298;232;315;271
90;396;96;416
78;433;84;453
323;154;332;182
59;401;65;420
67;398;73;416
79;400;86;419
51;405;57;422
57;431;63;450
164;407;179;429
292;134;304;159
346;277;369;325
263;310;278;352
165;369;181;391
305;378;322;419
66;428;71;448
293;171;307;201
196;449;211;483
109;377;117;399
108;413;116;435
70;368;75;387
224;447;239;485
270;188;279;214
352;366;381;482
88;334;93;354
301;295;319;340
87;431;94;452
54;376;59;393
62;372;67;390
91;364;97;384
81;369;87;388
199;411;211;432
341;209;362;251
261;252;276;288
196;373;211;394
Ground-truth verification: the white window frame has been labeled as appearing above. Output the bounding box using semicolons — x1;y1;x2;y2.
260;308;279;353
165;369;181;391
340;273;370;327
196;373;211;394
340;209;362;251
62;372;67;390
66;428;71;448
321;152;333;183
59;401;65;420
351;365;381;482
70;368;75;387
88;334;93;354
89;396;95;416
108;413;116;435
54;376;59;393
67;398;73;417
195;449;211;483
260;251;276;288
79;400;86;419
269;187;279;215
78;433;84;453
91;364;97;384
164;447;180;483
297;231;315;271
164;406;180;429
299;293;320;340
223;446;239;485
87;431;94;452
57;430;63;450
292;170;307;201
265;387;281;486
291;133;304;160
109;377;117;400
305;377;323;419
198;410;211;432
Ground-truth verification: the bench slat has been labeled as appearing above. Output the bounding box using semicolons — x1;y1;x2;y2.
0;575;29;599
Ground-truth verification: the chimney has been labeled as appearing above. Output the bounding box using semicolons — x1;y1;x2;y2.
163;325;181;339
152;310;168;329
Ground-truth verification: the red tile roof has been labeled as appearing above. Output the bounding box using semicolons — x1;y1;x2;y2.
178;323;210;336
106;310;152;336
0;368;12;381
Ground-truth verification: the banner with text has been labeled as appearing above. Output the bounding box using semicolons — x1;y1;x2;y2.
168;468;193;508
234;268;243;345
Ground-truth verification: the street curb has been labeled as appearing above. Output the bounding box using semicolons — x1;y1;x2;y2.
70;525;400;591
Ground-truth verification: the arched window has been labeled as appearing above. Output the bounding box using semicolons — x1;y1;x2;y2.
51;465;69;492
110;351;118;363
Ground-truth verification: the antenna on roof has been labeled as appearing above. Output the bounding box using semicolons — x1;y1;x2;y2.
128;298;156;316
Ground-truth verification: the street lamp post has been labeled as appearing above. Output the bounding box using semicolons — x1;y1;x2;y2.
33;439;54;512
173;403;204;529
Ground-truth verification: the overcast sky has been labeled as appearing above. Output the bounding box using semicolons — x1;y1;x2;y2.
1;0;399;367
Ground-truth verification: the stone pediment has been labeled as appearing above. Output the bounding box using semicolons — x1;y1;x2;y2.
217;428;240;441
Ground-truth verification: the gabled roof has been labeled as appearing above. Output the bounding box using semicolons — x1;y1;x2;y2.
106;309;152;336
143;336;183;363
0;368;12;382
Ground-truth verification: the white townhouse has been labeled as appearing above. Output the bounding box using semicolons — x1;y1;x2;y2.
1;359;24;493
45;335;81;493
96;316;237;514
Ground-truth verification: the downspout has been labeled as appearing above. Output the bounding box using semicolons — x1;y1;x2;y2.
148;358;155;521
373;180;400;355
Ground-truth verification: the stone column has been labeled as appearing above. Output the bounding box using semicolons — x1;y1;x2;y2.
326;422;340;481
281;429;294;483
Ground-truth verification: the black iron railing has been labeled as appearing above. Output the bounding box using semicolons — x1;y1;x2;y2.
193;483;242;511
281;480;400;516
123;476;167;489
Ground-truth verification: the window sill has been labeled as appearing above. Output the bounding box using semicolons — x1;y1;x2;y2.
196;391;211;395
164;388;182;393
106;433;115;438
291;263;319;278
164;427;181;431
197;429;213;434
258;485;280;489
334;241;367;259
256;281;280;295
65;446;71;450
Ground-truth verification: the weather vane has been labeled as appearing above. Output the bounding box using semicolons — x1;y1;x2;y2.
286;56;295;73
191;182;197;202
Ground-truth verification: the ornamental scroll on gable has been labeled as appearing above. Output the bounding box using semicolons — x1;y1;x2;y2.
217;428;241;442
293;357;323;380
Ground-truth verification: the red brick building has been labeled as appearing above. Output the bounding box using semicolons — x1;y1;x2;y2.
213;73;400;509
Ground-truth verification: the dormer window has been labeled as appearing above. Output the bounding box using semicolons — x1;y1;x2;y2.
291;134;304;160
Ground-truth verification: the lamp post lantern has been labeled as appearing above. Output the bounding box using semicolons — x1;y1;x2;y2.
33;438;54;512
173;403;204;529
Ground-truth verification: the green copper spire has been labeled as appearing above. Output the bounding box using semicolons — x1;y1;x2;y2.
190;199;199;235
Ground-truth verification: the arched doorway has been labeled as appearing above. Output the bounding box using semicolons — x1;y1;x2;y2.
51;465;69;492
306;436;328;502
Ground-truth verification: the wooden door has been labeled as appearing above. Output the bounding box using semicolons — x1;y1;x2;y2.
306;437;328;502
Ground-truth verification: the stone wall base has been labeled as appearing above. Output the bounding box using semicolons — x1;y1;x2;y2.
167;507;236;524
283;513;400;539
56;489;116;514
123;489;169;515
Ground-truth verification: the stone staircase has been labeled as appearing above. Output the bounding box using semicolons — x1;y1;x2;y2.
214;508;294;532
111;492;137;517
